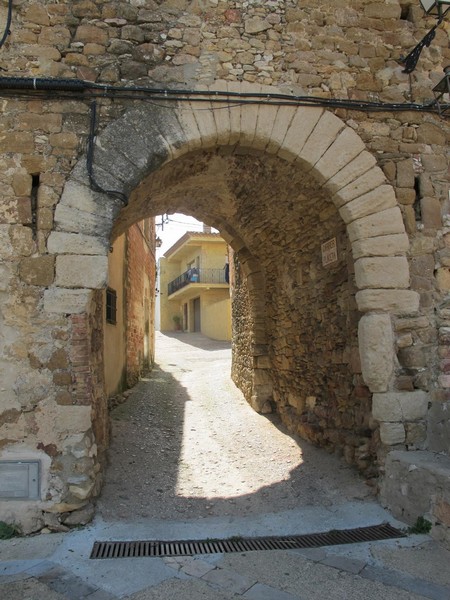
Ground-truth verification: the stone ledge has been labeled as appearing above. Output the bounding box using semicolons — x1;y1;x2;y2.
380;450;450;547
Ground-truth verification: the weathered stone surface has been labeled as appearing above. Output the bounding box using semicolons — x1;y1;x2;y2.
43;288;92;314
55;406;92;433
351;233;409;259
347;207;405;242
356;289;419;314
339;185;396;224
48;232;109;255
372;391;428;422
358;314;394;392
381;451;450;543
55;255;108;288
379;422;405;445
19;256;55;286
354;257;409;290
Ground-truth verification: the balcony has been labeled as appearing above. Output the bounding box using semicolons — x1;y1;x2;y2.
168;268;228;296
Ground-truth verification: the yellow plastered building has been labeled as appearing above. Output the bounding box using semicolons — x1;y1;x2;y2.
159;232;231;341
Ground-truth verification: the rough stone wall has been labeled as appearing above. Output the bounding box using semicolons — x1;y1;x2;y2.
231;253;254;403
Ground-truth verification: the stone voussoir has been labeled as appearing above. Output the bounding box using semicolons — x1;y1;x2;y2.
354;256;410;290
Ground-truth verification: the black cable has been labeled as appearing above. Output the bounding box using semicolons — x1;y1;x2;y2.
0;0;13;49
86;100;128;205
0;76;445;114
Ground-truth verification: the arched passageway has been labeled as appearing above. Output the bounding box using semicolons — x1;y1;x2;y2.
16;83;425;528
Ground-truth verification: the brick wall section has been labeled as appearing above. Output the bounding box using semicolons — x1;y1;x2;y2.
125;221;156;387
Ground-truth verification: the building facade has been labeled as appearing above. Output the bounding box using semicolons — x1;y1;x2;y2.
0;1;449;542
159;232;231;341
104;218;156;398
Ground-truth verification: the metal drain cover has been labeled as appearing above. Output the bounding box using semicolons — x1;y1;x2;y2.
90;522;405;560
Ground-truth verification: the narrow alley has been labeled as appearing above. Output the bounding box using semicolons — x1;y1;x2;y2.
98;332;371;522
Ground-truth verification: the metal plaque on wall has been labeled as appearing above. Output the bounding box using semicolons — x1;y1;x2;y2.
0;461;40;499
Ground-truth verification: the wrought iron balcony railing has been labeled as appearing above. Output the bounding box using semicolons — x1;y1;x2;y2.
168;268;228;295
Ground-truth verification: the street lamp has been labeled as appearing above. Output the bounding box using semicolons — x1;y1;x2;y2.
432;65;450;115
401;1;450;73
420;0;450;18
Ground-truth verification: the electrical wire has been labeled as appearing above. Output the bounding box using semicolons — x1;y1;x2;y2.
86;100;128;205
0;76;446;114
0;0;13;49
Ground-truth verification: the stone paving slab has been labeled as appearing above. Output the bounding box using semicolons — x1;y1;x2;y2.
243;582;302;600
125;577;239;599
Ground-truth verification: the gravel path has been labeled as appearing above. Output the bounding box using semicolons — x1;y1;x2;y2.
97;332;371;521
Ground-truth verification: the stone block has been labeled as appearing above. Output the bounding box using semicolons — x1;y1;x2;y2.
297;111;345;170
208;81;231;146
420;197;442;229
351;233;409;259
333;166;386;208
347;207;405;242
380;450;450;534
12;173;32;197
55;255;108;288
55;406;92;433
1;132;34;153
253;94;279;151
436;268;450;292
9;225;35;256
339;185;396;224
265;105;298;154
396;158;415;188
417;123;447;145
354;256;409;289
314;127;366;184
47;231;109;255
43;288;92;314
372;391;428;422
421;154;448;173
19;256;55;286
54;204;112;237
379;422;405;445
278;106;323;162
327;151;377;195
355;289;419;315
358;313;394;392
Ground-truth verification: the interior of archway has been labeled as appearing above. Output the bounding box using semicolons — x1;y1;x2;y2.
112;147;375;475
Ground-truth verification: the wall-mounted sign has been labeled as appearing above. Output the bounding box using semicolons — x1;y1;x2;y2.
321;238;338;266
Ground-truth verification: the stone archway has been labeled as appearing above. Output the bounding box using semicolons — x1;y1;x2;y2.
41;82;426;521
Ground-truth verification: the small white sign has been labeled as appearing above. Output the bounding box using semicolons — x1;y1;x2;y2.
321;238;338;266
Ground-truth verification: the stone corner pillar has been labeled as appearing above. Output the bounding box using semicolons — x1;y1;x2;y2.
358;313;394;393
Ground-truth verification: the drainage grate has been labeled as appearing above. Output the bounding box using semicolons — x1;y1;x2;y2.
90;522;405;559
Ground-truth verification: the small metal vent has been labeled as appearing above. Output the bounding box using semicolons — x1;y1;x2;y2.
90;522;405;560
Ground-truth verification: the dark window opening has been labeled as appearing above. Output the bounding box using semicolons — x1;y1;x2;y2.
29;174;40;239
413;176;422;222
106;288;117;325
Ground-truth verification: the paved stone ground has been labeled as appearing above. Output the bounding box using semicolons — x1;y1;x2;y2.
98;332;371;522
1;333;449;599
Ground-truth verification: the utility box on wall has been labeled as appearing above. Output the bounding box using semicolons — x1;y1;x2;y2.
0;461;40;500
